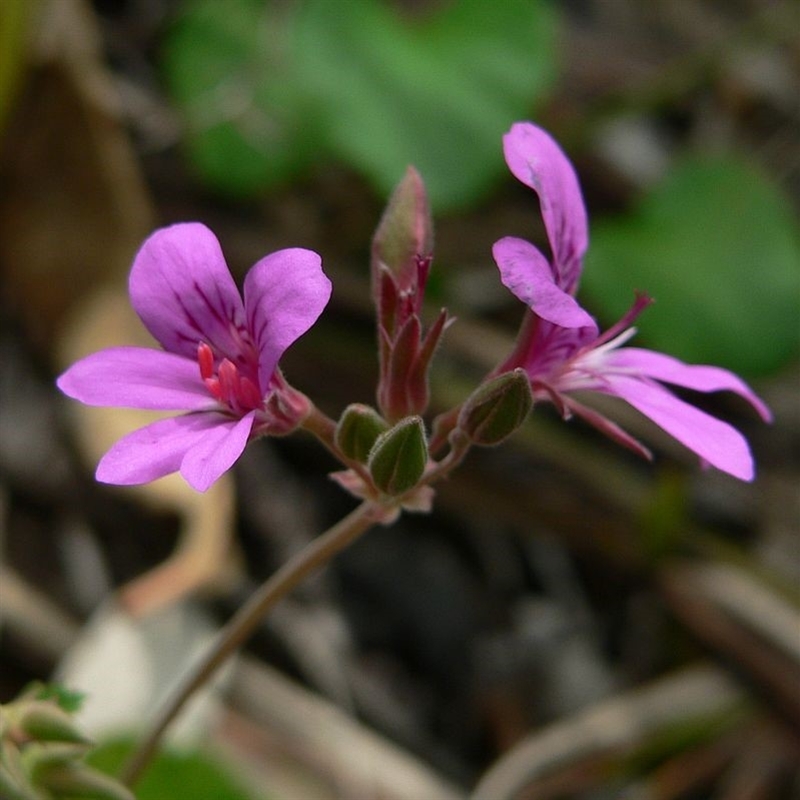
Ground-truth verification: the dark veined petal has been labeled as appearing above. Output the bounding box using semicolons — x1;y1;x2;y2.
96;410;254;491
243;248;331;390
606;347;773;422
493;237;596;329
128;223;248;362
503;122;588;292
56;347;214;410
598;375;756;481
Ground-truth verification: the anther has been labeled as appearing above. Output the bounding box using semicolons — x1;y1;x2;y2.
217;359;239;405
197;342;215;381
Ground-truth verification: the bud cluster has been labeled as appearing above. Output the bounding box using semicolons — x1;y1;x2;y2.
327;169;534;511
0;683;134;800
371;166;449;423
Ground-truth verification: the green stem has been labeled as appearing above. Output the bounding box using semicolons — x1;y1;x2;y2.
120;499;387;787
423;429;472;485
299;403;339;450
428;405;462;455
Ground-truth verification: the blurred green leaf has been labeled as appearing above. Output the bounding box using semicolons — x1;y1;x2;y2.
163;0;321;194
162;0;557;209
88;739;262;800
28;682;85;715
583;157;800;377
294;0;557;209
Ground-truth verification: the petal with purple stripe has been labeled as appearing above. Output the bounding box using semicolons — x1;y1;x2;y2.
129;223;247;361
244;248;331;390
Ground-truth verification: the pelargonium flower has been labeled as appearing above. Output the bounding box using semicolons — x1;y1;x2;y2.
493;122;771;480
57;223;331;492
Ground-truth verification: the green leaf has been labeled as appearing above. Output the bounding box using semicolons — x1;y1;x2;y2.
27;683;85;715
162;0;321;194
88;738;263;800
162;0;557;208
294;0;557;209
582;156;800;377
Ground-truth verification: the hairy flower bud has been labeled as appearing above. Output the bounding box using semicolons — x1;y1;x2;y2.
457;369;533;446
335;404;389;462
368;416;428;496
371;166;433;300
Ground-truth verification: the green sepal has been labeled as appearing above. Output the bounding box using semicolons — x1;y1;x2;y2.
457;369;533;446
368;416;428;496
335;404;389;462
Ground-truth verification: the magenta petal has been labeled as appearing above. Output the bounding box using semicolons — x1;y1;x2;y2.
96;413;228;486
244;248;331;389
57;347;213;410
96;411;254;490
503;123;588;292
179;411;254;491
493;237;597;329
129;223;247;361
602;376;756;481
607;348;773;422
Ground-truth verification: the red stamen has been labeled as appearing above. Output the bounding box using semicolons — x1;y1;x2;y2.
198;342;215;380
198;342;263;414
204;377;223;401
217;359;238;405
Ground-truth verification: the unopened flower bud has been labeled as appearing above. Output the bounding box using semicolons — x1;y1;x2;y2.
458;369;533;446
335;404;389;462
36;762;135;800
22;741;92;773
17;702;92;746
368;416;428;496
371;166;433;298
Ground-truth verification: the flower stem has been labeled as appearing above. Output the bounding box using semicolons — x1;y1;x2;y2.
120;499;387;787
301;404;375;486
423;429;472;485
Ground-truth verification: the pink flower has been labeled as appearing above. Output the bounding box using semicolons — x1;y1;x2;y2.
57;223;331;491
493;122;771;480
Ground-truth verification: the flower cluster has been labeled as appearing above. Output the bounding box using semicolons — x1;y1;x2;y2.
58;123;770;495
